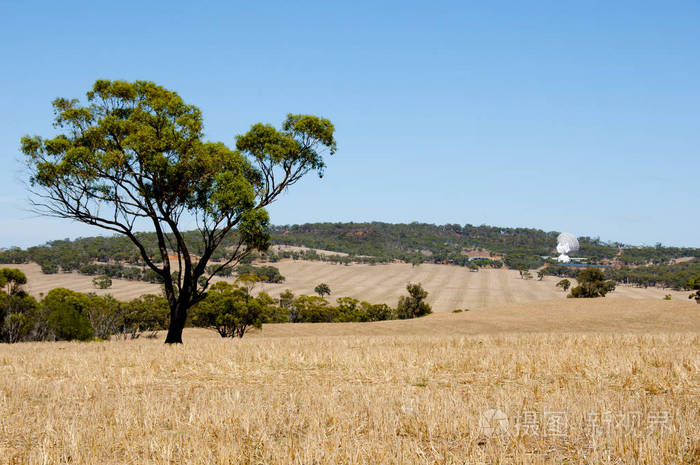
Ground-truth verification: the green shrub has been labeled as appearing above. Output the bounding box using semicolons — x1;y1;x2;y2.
235;264;285;283
191;282;270;337
314;283;331;297
40;263;59;274
292;295;334;322
93;275;112;289
122;295;169;336
568;269;616;298
689;276;700;303
40;288;94;341
396;283;432;319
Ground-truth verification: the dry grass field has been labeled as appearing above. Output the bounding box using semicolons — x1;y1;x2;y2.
11;261;690;312
12;263;161;300
1;298;699;464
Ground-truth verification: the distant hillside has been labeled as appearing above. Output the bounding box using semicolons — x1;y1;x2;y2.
1;222;698;290
270;222;698;266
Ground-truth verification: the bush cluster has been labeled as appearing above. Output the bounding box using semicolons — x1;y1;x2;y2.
1;267;435;343
0;268;169;343
191;282;432;337
234;264;285;283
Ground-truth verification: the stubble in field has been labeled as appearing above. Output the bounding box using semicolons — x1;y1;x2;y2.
1;322;699;464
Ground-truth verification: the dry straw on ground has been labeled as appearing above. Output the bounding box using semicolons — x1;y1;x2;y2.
1;298;699;464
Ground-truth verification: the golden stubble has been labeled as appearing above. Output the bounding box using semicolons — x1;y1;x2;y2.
1;322;699;464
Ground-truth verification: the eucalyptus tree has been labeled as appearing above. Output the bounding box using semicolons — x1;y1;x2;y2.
22;80;336;343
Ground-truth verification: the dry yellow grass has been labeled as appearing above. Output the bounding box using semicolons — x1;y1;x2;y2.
12;262;690;312
1;298;699;464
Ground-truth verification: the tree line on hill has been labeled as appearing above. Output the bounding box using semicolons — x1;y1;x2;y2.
543;260;700;291
0;267;431;343
1;222;697;289
554;267;700;302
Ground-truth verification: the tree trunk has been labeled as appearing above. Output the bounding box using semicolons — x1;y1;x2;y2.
164;303;188;344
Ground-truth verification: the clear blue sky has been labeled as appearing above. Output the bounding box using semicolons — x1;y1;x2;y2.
1;1;698;248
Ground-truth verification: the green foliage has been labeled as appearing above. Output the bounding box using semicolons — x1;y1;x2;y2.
41;263;58;274
121;295;170;336
568;269;616;298
617;245;698;265
363;302;394;321
291;295;334;323
191;282;270;337
206;264;235;277
688;276;700;303
0;269;184;343
278;289;295;316
542;265;580;279
280;294;396;324
396;283;432;319
257;292;287;323
270;223;560;263
2;305;37;343
314;283;331;297
40;288;94;341
0;268;38;343
235;264;285;283
21;79;336;343
506;254;544;271
520;270;533;280
556;279;571;292
84;295;122;340
0;269;430;342
0;268;27;295
333;297;377;322
606;260;700;289
92;275;112;289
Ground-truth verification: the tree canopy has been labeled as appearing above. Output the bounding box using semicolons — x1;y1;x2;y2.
21;80;336;342
396;283;432;319
314;283;331;297
568;268;616;298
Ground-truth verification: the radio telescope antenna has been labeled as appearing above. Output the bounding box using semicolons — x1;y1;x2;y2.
556;232;579;263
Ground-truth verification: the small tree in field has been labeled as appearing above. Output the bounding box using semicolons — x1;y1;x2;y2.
396;283;432;319
556;279;571;292
314;283;331;298
39;288;94;341
0;268;38;343
22;80;336;343
191;281;267;338
568;268;616;298
688;276;700;303
93;275;112;289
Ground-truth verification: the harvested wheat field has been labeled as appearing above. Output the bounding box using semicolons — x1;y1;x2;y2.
255;297;700;337
11;262;690;312
12;263;161;300
1;298;699;465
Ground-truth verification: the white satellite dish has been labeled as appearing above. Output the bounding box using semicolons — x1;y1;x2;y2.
556;232;579;263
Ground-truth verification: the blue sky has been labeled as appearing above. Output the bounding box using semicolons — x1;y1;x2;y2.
1;1;698;247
